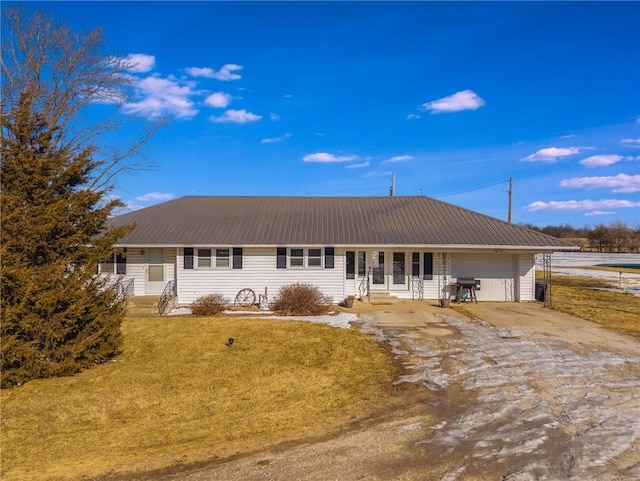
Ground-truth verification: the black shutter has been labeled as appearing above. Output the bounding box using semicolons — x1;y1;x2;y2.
116;249;127;275
277;247;287;269
325;247;334;269
423;252;433;280
346;251;355;279
184;247;194;269
233;248;243;269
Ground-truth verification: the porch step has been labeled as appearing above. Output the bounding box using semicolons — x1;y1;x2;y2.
361;292;400;304
126;296;161;317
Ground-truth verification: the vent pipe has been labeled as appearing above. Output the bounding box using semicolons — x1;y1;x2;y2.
390;172;396;196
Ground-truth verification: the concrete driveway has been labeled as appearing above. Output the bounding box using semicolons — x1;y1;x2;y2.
152;300;640;481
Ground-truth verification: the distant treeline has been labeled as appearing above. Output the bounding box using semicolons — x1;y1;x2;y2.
518;221;640;253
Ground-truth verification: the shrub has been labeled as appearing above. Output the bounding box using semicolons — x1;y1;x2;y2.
273;283;332;316
191;294;227;316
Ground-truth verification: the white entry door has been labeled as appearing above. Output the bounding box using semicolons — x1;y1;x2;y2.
146;248;165;294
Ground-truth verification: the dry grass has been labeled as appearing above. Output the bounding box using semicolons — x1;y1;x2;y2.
546;274;640;340
1;316;398;480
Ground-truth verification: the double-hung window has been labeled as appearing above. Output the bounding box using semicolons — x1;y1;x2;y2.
290;248;304;268
216;249;230;268
276;247;335;269
197;248;212;268
307;248;322;268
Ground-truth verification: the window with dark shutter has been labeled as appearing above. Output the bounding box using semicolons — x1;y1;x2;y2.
277;247;286;269
184;248;194;269
233;248;243;269
423;252;433;280
325;247;334;269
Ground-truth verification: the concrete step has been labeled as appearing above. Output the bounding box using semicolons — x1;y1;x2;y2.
361;292;400;304
126;296;161;317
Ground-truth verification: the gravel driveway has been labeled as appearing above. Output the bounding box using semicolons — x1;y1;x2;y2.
142;301;640;481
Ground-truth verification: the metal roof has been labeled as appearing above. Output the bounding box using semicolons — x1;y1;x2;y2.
107;196;576;250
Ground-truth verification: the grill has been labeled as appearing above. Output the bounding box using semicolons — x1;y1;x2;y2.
453;278;480;303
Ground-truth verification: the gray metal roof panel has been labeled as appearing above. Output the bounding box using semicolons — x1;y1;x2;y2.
107;196;575;248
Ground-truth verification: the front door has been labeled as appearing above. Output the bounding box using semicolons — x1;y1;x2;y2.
146;248;165;294
371;251;387;290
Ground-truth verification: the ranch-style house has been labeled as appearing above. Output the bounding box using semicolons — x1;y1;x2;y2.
103;196;577;308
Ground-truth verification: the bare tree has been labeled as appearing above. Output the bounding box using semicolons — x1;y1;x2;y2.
1;6;156;189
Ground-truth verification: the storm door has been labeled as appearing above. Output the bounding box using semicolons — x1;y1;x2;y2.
146;248;165;294
371;251;386;289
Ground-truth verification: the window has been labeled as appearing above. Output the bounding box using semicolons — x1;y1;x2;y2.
423;253;433;280
233;248;243;269
100;250;126;274
358;251;366;277
184;247;194;269
197;248;212;268
277;247;287;269
324;247;334;269
346;251;355;279
393;252;405;284
216;249;230;268
412;252;420;277
290;248;304;268
100;255;114;273
148;248;164;281
308;248;322;268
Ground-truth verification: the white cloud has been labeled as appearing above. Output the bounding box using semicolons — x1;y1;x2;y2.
270;113;280;121
204;92;232;108
364;170;393;178
210;109;262;124
384;155;414;164
346;161;370;169
621;138;640;148
185;64;243;81
303;152;358;163
579;154;625;167
420;90;485;114
407;113;421;120
121;74;198;119
525;199;640;211
559;134;577;139
521;146;583;162
560;174;640;193
585;210;615;217
122;53;156;73
136;192;174;202
261;133;292;144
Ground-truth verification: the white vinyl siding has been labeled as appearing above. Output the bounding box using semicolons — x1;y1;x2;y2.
451;253;535;302
177;247;346;306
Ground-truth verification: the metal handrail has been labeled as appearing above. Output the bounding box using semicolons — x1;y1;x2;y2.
158;280;177;315
116;278;134;302
358;275;369;299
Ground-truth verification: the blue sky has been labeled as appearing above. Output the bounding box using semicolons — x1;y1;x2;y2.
17;1;640;227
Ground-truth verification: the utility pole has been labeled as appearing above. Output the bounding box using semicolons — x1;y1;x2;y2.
508;177;513;223
390;172;396;196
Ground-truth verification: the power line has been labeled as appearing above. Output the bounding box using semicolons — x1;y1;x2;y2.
434;179;508;199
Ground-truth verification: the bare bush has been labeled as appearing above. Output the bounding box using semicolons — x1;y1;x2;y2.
191;294;227;316
273;283;331;316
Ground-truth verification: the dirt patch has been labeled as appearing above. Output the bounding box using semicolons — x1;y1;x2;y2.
124;301;640;481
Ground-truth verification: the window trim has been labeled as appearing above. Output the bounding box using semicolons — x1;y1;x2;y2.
307;248;322;269
197;248;212;268
215;248;230;268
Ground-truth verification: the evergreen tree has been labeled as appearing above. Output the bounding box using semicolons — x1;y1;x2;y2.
1;94;132;387
1;8;151;387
